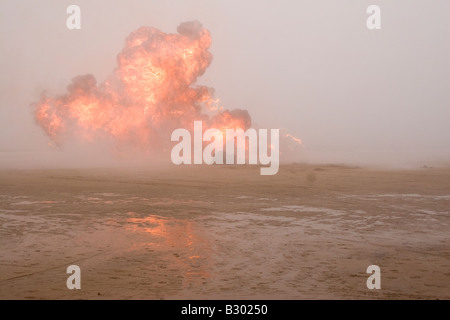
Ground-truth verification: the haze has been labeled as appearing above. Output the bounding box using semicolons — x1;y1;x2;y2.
1;0;449;168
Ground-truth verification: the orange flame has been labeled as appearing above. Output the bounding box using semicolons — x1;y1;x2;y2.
34;21;250;155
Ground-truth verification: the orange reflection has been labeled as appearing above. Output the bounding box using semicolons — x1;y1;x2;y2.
125;213;211;285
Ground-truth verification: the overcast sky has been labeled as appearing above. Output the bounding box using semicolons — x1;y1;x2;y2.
1;0;449;167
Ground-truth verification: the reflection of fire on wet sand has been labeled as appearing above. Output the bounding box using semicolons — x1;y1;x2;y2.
125;213;212;283
0;164;449;299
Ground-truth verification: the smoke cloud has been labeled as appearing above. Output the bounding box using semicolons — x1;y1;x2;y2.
33;21;260;160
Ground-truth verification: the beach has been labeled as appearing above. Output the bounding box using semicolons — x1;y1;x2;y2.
0;164;449;299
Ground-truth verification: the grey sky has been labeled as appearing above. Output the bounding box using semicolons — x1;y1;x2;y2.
1;0;449;166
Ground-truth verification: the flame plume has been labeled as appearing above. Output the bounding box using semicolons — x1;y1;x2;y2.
34;21;251;156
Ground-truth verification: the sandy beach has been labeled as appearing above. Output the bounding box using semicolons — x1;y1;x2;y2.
0;164;449;299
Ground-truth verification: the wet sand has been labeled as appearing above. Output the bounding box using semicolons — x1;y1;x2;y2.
0;164;449;299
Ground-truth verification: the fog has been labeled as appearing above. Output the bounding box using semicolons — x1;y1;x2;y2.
1;0;449;168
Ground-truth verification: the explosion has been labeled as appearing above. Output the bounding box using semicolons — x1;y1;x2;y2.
34;21;301;161
34;21;250;156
